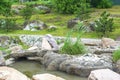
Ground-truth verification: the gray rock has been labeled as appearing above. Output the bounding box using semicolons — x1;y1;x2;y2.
47;25;57;31
19;35;42;47
10;50;38;59
45;34;59;51
67;19;80;28
47;55;69;70
8;45;23;53
35;5;51;14
59;53;112;77
114;60;120;73
0;51;5;66
42;51;62;67
89;22;95;31
24;20;47;31
0;36;10;47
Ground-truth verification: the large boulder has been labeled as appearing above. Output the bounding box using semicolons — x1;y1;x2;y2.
42;51;63;67
88;69;120;80
47;55;70;70
0;66;30;80
32;73;65;80
10;50;38;59
24;20;47;31
59;53;112;77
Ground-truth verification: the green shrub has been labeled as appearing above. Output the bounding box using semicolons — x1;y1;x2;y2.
60;30;86;55
20;4;33;23
98;0;113;8
75;0;90;20
0;18;17;32
89;0;113;8
113;49;120;62
94;11;114;37
0;0;12;17
52;0;89;14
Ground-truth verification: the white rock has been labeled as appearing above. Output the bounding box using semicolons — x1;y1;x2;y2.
88;69;120;80
0;66;30;80
32;73;65;80
41;38;52;50
27;46;39;50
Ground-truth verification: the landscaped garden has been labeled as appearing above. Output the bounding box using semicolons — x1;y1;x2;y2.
1;0;120;80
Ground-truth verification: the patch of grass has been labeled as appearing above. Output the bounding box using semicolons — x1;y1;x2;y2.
60;30;86;55
113;49;120;62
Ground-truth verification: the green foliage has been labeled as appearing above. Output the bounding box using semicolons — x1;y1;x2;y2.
0;0;12;17
75;0;90;20
20;5;33;22
89;0;113;8
0;18;17;32
52;0;88;14
73;21;86;32
113;49;120;62
98;0;113;8
94;11;114;37
0;0;18;32
60;30;86;55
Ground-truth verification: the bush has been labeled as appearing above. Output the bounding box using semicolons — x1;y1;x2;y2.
0;18;17;32
113;49;120;62
52;0;89;14
75;0;90;20
20;4;33;22
94;11;114;37
89;0;113;8
0;0;12;16
98;0;113;8
60;30;86;55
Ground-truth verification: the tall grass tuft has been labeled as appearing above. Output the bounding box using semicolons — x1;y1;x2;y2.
113;49;120;62
60;27;86;55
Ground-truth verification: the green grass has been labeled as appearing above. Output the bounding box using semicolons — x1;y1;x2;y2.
113;49;120;62
60;31;86;55
1;5;120;39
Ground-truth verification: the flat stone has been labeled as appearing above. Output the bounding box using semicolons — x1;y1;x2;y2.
88;69;120;80
0;66;30;80
32;73;65;80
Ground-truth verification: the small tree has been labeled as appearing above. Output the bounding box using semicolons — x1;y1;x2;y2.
0;0;17;32
94;11;114;37
20;4;33;24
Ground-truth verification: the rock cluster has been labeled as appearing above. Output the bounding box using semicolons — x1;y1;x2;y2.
10;50;112;77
